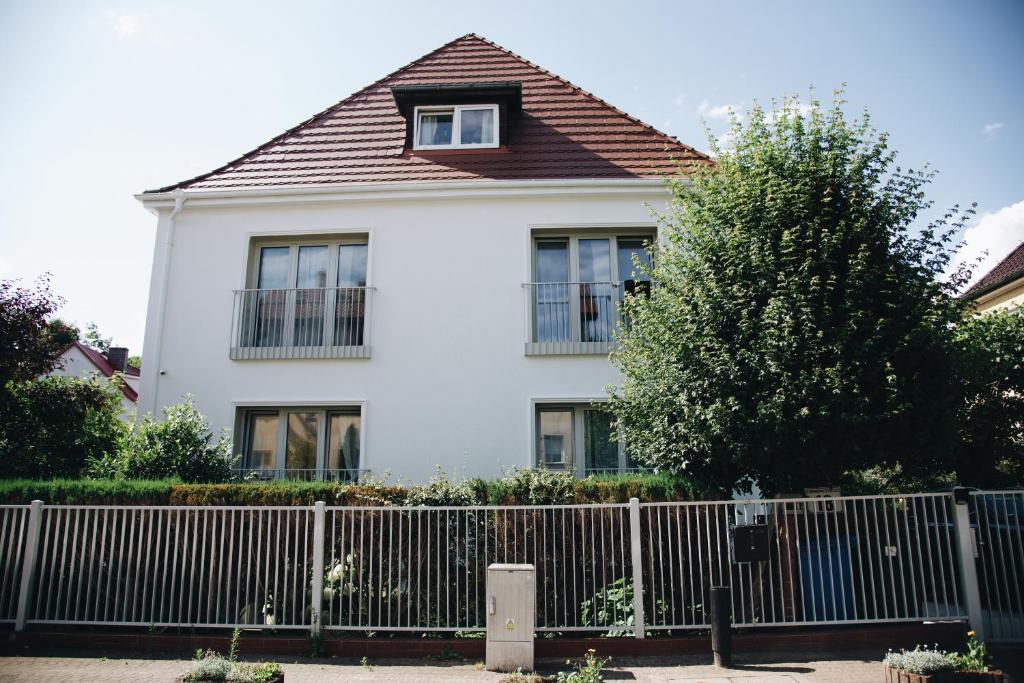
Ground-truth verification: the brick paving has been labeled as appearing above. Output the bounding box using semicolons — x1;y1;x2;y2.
0;651;887;682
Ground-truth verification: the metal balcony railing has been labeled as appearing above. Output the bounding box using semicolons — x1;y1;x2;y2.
230;287;373;360
523;281;652;355
230;468;369;483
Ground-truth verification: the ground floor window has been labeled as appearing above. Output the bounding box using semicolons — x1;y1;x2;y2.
238;406;362;481
534;402;637;476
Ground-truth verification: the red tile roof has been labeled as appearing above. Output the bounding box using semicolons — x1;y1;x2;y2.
963;241;1024;301
148;34;710;192
63;341;139;402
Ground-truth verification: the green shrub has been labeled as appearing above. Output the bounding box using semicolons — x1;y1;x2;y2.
0;478;175;505
0;376;125;479
556;649;609;682
88;397;234;483
0;469;697;506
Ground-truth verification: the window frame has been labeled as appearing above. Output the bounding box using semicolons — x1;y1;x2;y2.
247;236;370;291
237;404;364;476
532;400;630;477
413;104;500;150
526;230;655;353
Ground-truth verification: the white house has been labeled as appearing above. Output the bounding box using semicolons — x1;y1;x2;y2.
136;34;710;483
49;341;139;418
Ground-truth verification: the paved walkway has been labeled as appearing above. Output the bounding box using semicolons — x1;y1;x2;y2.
0;651;886;682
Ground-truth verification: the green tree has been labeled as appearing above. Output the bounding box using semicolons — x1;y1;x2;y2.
609;92;976;495
0;376;124;479
88;396;234;483
0;276;78;384
82;321;112;353
952;309;1024;486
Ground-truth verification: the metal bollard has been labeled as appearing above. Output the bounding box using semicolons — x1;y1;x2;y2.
709;585;732;668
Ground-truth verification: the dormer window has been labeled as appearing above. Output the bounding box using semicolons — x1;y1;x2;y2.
414;104;498;150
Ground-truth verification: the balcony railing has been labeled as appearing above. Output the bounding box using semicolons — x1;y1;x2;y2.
231;468;369;483
524;281;654;355
230;287;373;360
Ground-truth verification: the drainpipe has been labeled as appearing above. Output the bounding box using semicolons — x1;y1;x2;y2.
144;188;186;415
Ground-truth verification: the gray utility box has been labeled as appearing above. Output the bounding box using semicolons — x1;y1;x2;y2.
485;563;535;672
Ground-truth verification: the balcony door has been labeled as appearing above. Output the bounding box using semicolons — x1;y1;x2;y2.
530;233;651;345
244;238;368;350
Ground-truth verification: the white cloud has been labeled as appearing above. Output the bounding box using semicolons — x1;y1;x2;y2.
697;99;742;121
714;129;738;153
982;122;1005;141
950;200;1024;288
107;12;143;38
672;94;686;107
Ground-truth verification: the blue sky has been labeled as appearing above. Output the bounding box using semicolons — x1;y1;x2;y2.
1;0;1022;353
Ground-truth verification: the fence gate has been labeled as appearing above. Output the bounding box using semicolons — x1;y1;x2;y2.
970;491;1024;643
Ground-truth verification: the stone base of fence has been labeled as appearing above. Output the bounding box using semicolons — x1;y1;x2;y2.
1;622;967;659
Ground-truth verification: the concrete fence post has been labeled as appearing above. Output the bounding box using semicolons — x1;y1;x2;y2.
15;500;44;632
628;497;645;640
311;501;326;636
951;489;985;641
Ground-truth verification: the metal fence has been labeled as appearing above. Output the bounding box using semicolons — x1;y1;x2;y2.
0;506;30;622
970;491;1024;642
2;492;1022;642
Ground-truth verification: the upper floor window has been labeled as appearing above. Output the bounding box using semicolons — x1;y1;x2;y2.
230;237;372;360
414;105;498;150
525;231;654;354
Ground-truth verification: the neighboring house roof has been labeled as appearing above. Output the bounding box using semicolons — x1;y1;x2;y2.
60;341;139;402
147;33;711;192
963;241;1024;301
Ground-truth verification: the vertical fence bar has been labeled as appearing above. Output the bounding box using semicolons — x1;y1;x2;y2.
953;491;985;640
15;500;44;631
311;502;325;635
628;497;645;639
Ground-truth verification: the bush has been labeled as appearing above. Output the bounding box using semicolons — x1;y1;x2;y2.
883;646;955;675
0;478;175;505
0;376;125;479
0;470;696;506
88;397;234;483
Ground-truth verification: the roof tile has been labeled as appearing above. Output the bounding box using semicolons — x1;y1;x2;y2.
963;241;1024;300
148;34;710;192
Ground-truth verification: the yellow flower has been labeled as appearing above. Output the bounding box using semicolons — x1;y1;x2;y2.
967;630;976;638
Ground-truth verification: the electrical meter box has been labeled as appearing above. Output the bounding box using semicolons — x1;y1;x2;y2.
486;563;535;672
731;523;770;563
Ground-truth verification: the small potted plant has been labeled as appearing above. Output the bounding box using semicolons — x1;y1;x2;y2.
883;633;1006;683
178;629;284;683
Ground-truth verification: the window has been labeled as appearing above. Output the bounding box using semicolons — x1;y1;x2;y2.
527;232;653;351
534;403;640;476
240;406;362;481
414;105;498;150
234;237;371;357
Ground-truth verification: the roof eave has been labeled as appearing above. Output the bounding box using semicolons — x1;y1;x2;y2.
135;177;678;209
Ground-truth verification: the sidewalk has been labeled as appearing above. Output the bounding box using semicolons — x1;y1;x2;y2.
0;651;886;682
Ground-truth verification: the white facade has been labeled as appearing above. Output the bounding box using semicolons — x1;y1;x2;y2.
138;180;668;483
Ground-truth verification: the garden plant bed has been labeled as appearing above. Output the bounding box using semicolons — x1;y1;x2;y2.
884;663;1007;683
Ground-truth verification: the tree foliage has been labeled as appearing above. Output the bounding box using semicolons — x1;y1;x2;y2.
0;277;78;384
87;397;235;483
952;309;1024;486
609;92;982;495
82;321;112;354
0;376;125;479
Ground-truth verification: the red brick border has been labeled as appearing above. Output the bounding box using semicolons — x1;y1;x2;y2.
2;622;966;659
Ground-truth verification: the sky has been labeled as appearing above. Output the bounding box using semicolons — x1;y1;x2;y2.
1;0;1022;354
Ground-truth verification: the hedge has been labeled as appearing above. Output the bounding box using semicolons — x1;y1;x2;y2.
0;472;697;506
